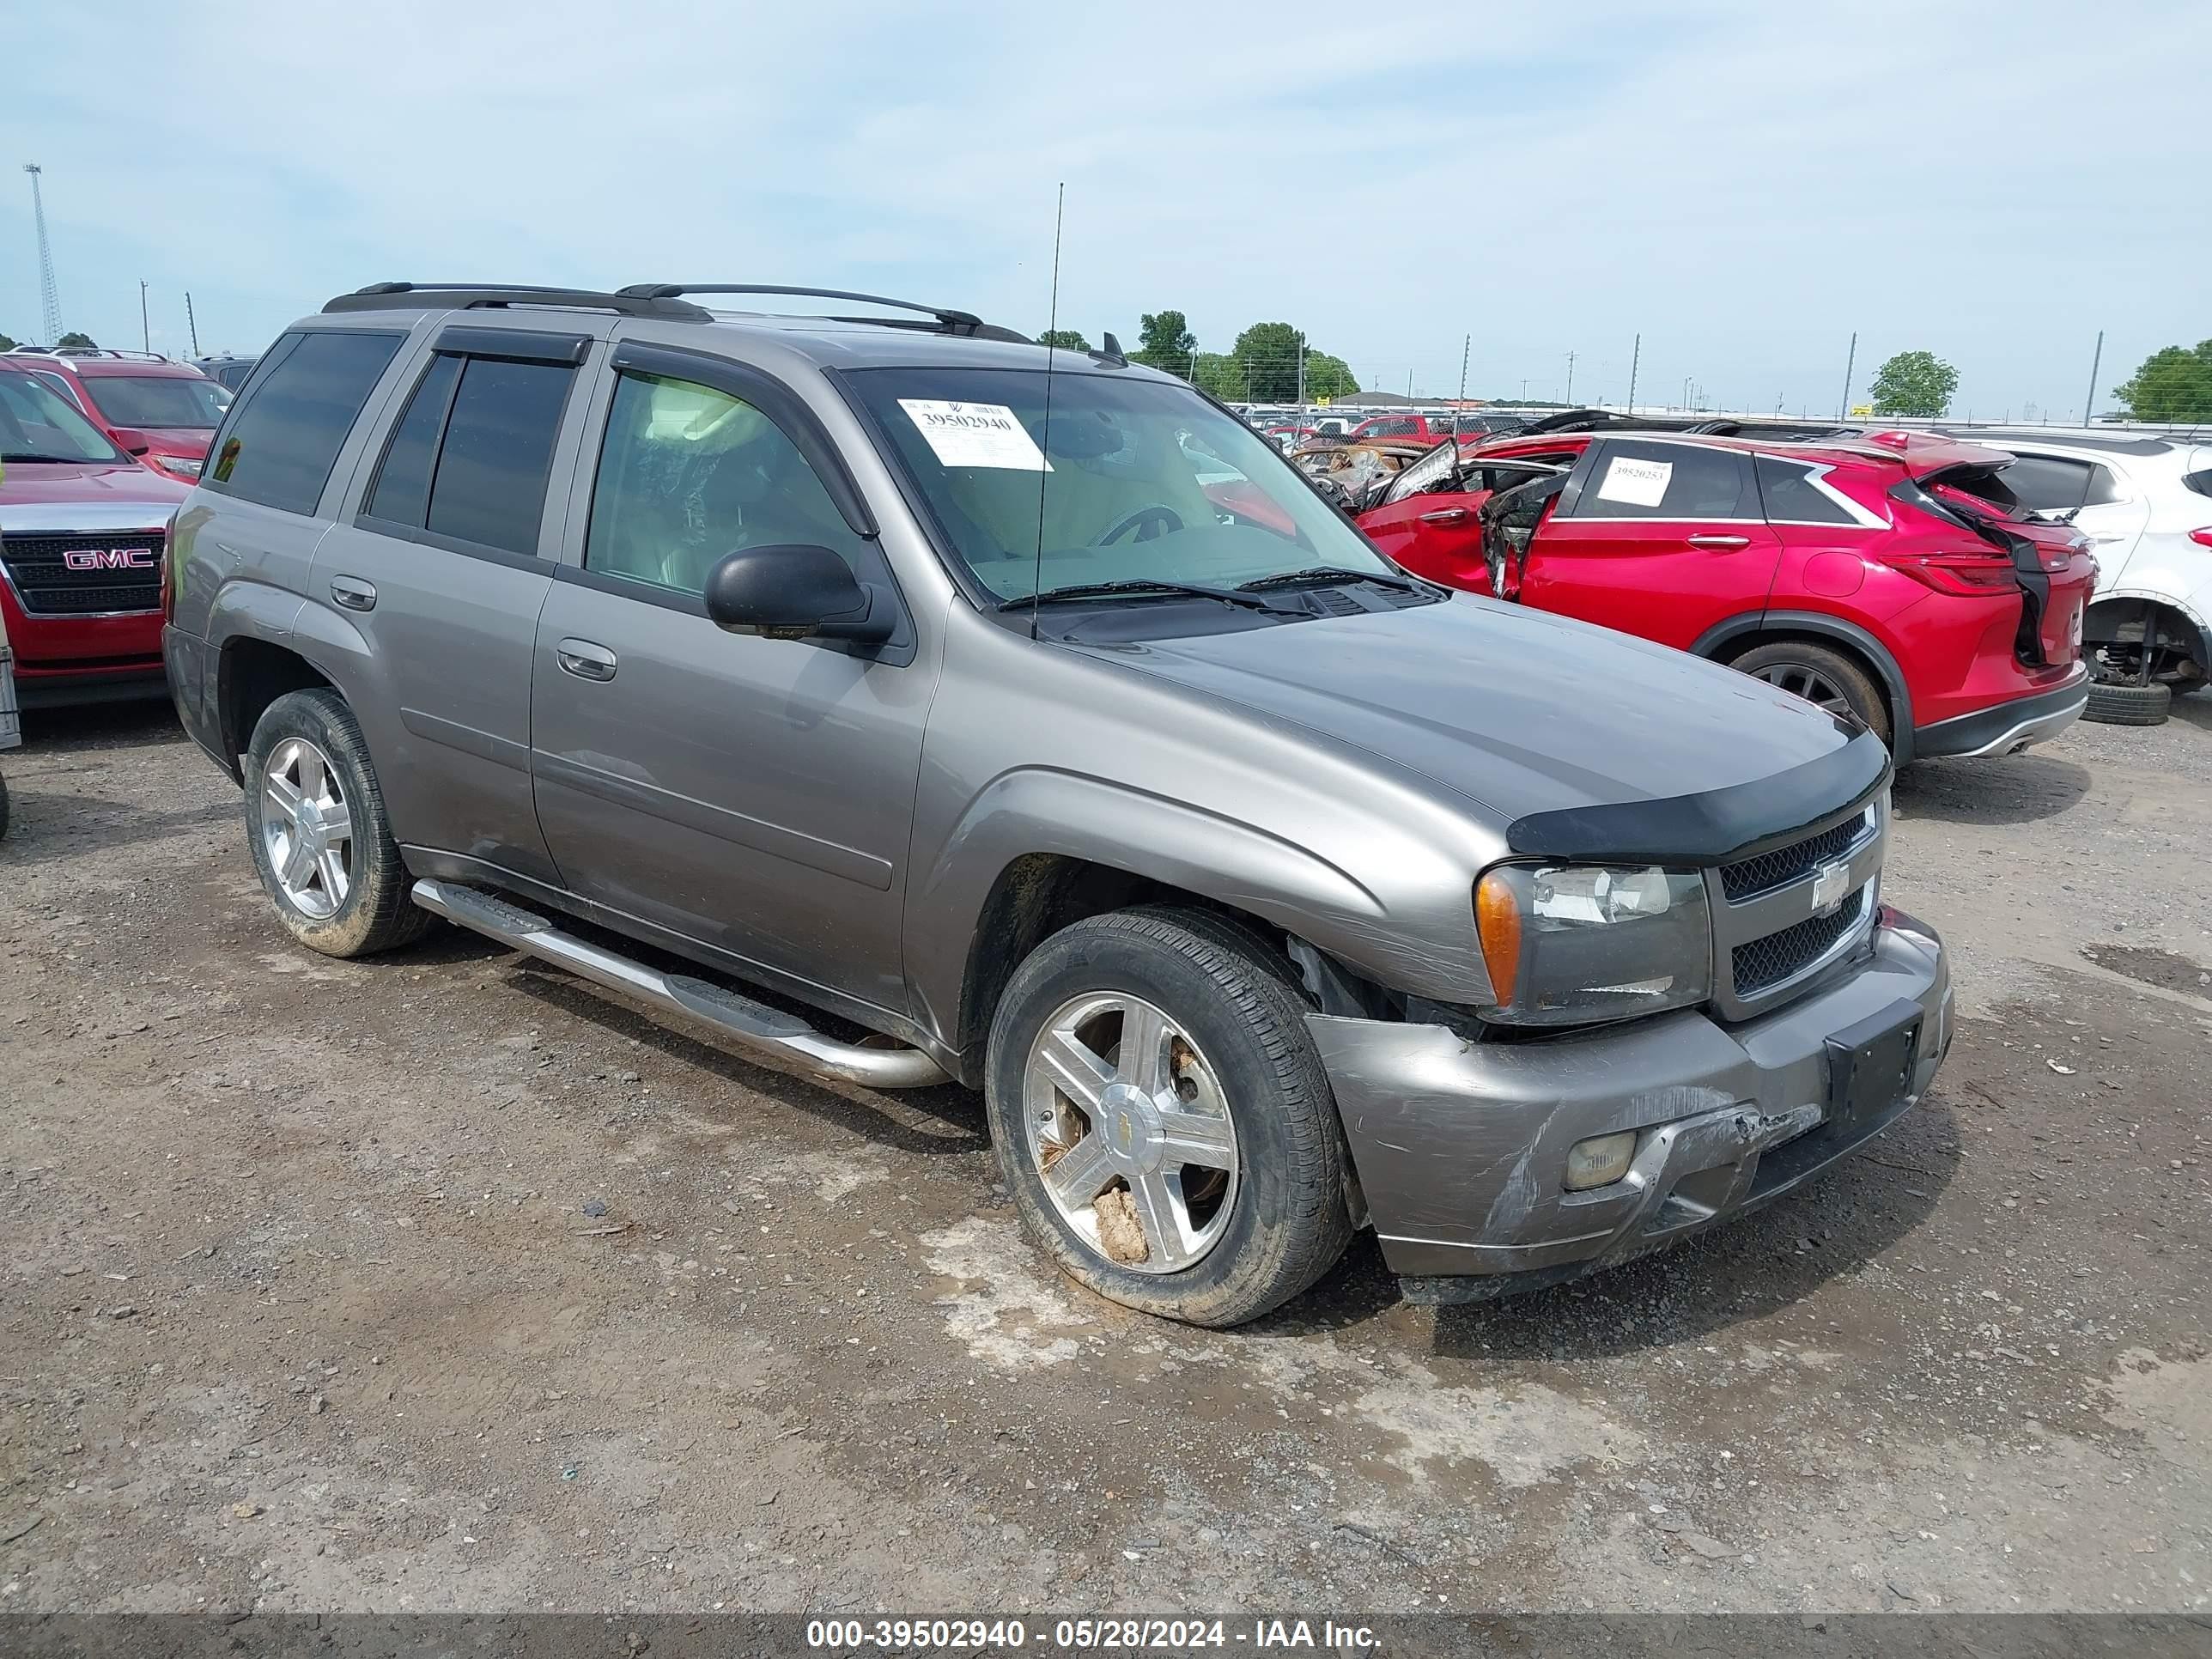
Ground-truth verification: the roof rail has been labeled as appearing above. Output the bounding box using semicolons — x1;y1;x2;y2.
4;345;172;363
618;283;1017;340
321;283;715;321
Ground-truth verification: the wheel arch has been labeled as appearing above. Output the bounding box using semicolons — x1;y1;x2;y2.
217;637;335;782
2084;592;2212;681
1692;611;1917;765
915;769;1455;1089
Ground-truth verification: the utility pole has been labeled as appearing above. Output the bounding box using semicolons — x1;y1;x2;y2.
1681;374;1691;412
25;162;64;344
1295;331;1306;422
1564;349;1577;405
1626;332;1640;414
1838;330;1857;420
185;291;200;356
140;280;150;354
1519;377;1529;403
2081;330;2104;428
1455;333;1469;438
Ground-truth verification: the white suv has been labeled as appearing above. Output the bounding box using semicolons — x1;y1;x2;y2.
1936;428;2212;721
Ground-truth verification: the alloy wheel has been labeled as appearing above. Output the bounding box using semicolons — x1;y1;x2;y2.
1023;993;1240;1274
1751;661;1854;718
260;737;353;921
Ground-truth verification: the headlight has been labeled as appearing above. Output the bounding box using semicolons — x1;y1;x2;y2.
1474;863;1711;1025
155;454;204;479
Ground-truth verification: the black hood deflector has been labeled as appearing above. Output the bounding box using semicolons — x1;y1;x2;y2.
1504;726;1891;867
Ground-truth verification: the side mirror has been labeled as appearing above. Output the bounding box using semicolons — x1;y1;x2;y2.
702;544;893;645
111;427;153;458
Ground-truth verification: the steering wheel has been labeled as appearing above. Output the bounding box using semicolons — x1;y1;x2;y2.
1094;504;1184;545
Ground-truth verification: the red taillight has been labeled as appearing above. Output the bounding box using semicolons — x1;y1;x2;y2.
2190;527;2212;548
1881;551;2019;595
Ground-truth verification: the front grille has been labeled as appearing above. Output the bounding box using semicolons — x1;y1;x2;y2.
1719;811;1870;902
0;532;166;616
1732;887;1867;995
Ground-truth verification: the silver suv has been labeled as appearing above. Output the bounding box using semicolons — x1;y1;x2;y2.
163;282;1953;1327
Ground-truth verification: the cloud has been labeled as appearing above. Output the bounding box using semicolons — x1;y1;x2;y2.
2;0;2203;415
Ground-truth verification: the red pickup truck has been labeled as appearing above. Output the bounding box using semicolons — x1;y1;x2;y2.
0;364;189;707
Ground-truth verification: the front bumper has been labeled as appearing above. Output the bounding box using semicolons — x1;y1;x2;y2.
1310;908;1951;1297
1912;670;2087;760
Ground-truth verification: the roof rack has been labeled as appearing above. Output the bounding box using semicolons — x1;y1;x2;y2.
4;345;173;363
321;283;716;321
618;284;1026;342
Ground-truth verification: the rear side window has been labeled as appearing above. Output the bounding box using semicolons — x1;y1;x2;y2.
1754;455;1860;526
360;352;576;556
364;355;461;526
1573;441;1751;519
2083;465;2123;506
1996;453;2094;514
2186;468;2212;499
205;331;405;514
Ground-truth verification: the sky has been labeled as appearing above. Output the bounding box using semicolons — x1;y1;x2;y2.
2;0;2204;419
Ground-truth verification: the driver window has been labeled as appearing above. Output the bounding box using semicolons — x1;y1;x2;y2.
585;371;869;598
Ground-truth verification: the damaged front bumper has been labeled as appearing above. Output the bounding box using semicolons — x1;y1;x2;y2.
1309;908;1952;1302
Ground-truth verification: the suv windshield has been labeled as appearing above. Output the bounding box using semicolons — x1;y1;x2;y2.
84;374;232;430
0;369;132;465
848;367;1399;605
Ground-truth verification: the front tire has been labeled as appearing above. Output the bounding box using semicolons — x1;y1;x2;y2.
1730;640;1891;745
984;908;1353;1328
244;689;427;958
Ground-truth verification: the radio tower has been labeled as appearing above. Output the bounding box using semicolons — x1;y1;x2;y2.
25;163;64;345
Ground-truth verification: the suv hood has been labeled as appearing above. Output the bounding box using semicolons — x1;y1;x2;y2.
1091;594;1874;839
0;459;188;532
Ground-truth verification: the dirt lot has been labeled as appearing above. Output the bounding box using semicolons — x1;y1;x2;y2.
1;696;2207;1618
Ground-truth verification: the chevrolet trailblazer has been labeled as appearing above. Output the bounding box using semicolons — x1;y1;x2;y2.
163;282;1952;1326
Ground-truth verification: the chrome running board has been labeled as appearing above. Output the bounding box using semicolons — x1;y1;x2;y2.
410;879;949;1090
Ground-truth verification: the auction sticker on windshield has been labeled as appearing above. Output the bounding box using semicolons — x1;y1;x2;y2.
898;400;1052;471
1595;455;1671;507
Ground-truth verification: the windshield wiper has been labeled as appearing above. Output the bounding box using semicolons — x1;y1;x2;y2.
1000;579;1289;614
1237;566;1416;593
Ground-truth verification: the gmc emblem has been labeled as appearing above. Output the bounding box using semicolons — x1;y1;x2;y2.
63;546;157;571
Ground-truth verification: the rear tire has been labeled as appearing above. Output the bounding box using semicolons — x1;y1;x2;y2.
984;907;1353;1328
2083;678;2170;726
244;689;428;958
1729;640;1891;745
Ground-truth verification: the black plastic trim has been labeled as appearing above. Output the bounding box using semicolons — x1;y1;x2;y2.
352;515;550;574
1691;610;1917;767
432;325;591;366
605;341;878;540
1911;677;2089;757
1504;727;1892;866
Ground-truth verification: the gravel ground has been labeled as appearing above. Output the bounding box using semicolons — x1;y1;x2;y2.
0;696;2206;1617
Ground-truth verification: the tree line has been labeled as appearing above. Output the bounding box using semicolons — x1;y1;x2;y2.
1868;342;2209;422
1036;310;1360;402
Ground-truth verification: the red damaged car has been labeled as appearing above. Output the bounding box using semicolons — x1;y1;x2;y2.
0;365;188;707
1358;428;2097;763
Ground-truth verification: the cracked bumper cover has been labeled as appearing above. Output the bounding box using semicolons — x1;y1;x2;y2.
1309;908;1952;1297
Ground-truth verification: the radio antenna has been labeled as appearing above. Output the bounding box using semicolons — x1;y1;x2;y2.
1030;181;1064;641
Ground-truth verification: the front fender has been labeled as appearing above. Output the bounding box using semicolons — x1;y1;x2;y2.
906;765;1489;1052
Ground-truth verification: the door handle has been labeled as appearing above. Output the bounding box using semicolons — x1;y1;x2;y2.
556;638;617;682
329;575;377;611
1418;507;1472;525
1686;534;1751;550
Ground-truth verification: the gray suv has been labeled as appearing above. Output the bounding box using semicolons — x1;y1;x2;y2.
163;282;1953;1327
